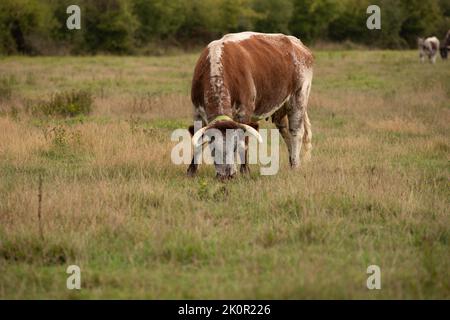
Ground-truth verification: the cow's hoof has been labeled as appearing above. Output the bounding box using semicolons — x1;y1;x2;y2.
240;165;250;175
289;160;300;169
187;165;198;177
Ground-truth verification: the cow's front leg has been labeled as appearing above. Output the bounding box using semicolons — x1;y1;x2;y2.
187;124;202;177
240;136;250;175
239;122;259;176
420;52;425;63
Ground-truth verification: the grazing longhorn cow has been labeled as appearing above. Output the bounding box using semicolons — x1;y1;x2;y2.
440;30;450;60
187;32;314;179
418;36;440;64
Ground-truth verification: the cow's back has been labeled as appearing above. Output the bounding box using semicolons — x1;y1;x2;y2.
425;37;440;51
192;32;313;122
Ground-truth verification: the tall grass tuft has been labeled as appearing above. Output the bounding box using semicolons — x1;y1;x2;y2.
34;90;93;117
0;75;16;102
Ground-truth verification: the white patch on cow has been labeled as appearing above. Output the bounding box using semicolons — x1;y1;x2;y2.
288;37;310;84
206;39;226;115
287;35;304;46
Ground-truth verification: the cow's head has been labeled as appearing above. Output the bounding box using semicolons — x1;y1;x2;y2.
417;37;424;47
191;119;261;180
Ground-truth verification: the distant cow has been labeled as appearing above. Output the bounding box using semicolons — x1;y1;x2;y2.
418;37;440;63
440;30;450;60
188;32;314;179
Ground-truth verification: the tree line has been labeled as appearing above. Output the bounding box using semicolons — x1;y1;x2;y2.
0;0;449;55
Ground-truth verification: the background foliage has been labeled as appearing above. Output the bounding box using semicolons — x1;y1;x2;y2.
0;0;449;54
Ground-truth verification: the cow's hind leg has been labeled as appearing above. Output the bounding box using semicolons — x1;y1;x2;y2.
287;70;312;168
287;97;304;168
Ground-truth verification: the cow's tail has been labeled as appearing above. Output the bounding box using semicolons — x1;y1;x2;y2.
302;68;313;161
303;110;312;161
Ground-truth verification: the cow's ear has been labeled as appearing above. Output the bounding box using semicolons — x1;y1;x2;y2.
188;125;195;136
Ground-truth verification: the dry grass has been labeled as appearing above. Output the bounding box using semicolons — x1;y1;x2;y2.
0;51;449;299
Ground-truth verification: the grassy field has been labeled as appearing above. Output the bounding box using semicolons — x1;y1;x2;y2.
0;51;449;299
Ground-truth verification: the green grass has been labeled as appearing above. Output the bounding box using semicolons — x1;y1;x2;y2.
0;50;449;299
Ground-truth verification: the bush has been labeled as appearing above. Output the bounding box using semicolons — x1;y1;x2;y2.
0;0;56;55
34;90;93;117
0;0;449;53
82;0;138;54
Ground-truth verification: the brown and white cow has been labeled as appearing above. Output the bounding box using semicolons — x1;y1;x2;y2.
418;36;440;64
187;32;314;179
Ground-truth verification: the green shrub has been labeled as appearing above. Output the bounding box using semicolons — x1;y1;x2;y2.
35;90;93;117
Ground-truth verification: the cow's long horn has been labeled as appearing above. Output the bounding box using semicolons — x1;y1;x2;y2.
192;126;208;147
240;124;263;143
